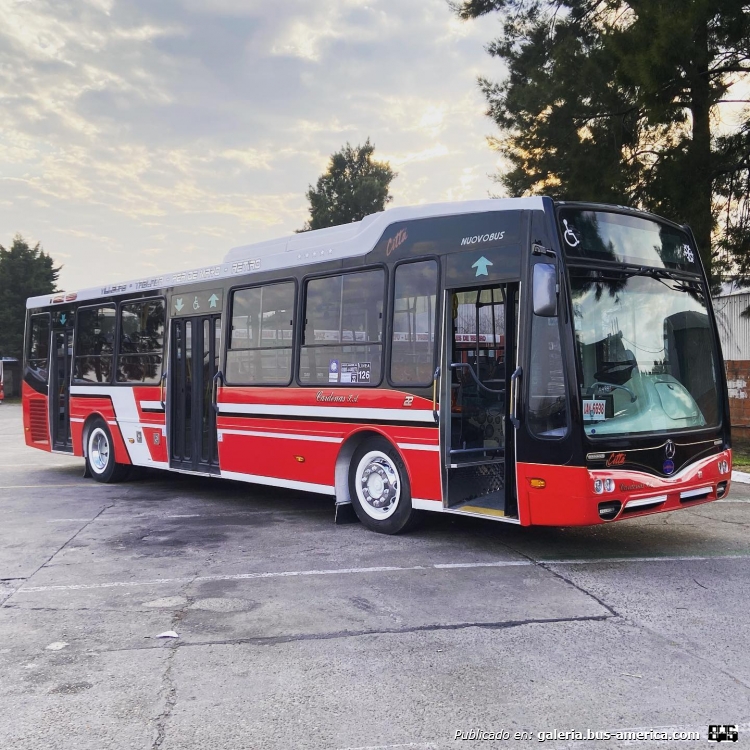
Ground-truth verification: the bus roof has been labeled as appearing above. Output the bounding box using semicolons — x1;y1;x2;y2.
26;197;545;309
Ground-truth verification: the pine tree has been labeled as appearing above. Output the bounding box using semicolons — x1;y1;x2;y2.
301;140;396;231
0;235;60;359
455;0;750;284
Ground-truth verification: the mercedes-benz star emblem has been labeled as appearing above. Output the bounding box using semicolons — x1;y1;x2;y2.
665;440;676;459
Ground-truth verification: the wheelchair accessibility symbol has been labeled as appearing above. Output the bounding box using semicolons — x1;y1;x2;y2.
562;219;580;248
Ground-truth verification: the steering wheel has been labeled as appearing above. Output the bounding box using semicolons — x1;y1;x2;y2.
590;381;637;403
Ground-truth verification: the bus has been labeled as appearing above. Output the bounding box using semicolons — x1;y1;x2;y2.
22;198;731;533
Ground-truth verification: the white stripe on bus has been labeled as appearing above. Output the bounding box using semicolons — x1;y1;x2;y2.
140;400;164;411
218;402;435;423
397;443;440;452
220;469;335;495
219;429;343;444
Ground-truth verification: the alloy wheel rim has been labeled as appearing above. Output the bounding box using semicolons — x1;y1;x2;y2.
89;428;110;473
355;450;401;520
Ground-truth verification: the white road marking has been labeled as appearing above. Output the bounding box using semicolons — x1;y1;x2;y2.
0;484;90;490
543;554;750;565
12;554;750;594
0;462;78;468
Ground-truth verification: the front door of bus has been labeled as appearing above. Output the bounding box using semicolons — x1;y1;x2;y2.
169;315;221;474
442;284;518;518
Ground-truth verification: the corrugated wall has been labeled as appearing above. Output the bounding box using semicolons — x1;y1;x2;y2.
714;293;750;429
714;292;750;361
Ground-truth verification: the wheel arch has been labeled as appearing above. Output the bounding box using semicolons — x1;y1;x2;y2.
334;428;409;507
82;412;131;465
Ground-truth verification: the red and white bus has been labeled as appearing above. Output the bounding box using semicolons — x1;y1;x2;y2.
22;198;731;533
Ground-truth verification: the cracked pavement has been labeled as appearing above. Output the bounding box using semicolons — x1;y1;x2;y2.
0;403;749;749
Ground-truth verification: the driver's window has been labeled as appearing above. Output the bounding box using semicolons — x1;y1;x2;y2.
527;288;569;439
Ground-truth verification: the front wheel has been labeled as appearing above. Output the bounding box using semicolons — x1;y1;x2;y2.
86;419;130;483
348;437;421;534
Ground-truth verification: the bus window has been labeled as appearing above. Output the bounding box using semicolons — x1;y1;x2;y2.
74;305;116;383
226;281;295;385
390;260;438;386
527;311;568;439
116;299;165;384
27;314;51;382
300;269;384;386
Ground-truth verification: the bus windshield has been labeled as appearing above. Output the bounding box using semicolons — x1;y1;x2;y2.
569;269;721;438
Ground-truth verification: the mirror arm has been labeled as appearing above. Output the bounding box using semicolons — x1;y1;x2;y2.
532;242;556;258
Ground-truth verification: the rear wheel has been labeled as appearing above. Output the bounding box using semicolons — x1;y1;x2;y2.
86;419;130;483
348;437;421;534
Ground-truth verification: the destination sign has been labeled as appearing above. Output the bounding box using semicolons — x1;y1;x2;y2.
171;289;224;317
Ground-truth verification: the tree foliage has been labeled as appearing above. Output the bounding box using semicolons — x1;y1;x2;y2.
301;139;396;231
455;0;750;284
0;235;60;359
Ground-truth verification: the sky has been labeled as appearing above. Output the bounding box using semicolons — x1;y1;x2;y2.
0;0;507;291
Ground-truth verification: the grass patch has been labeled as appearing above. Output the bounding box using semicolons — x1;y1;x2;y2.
732;432;750;470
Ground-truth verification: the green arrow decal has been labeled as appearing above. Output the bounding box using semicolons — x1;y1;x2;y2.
472;256;493;277
174;298;184;312
208;293;219;308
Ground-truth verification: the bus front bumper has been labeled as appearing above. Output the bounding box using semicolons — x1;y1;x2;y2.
517;451;731;526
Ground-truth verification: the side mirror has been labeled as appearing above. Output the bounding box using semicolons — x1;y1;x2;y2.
533;263;558;317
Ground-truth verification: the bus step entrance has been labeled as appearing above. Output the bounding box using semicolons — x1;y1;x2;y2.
452;492;506;518
446;462;508;517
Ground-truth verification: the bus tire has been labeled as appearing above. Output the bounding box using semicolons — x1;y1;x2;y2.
86;419;130;484
348;437;421;534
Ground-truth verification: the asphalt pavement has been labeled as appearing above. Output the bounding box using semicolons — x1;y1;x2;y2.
0;402;748;750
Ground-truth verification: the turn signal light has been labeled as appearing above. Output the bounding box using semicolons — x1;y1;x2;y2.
528;478;546;489
294;455;305;463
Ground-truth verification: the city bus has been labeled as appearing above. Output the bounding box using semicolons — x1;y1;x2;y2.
22;198;731;533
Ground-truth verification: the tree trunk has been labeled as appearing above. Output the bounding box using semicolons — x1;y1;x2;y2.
688;16;714;285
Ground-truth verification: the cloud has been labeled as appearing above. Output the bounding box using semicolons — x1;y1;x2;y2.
0;0;505;289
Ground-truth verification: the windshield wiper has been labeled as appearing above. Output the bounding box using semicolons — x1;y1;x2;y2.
619;266;701;293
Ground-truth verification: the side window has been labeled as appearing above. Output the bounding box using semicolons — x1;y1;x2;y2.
226;281;295;385
390;260;438;386
299;269;384;386
116;299;165;384
527;301;568;438
74;305;116;384
27;314;51;382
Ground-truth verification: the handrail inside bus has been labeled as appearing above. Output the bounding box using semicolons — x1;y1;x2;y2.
450;362;505;395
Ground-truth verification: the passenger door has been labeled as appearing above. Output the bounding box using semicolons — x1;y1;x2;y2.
169;313;222;473
441;283;519;518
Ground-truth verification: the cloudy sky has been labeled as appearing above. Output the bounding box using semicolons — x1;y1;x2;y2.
0;0;508;291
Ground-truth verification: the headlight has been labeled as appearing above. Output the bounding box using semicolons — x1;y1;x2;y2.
604;478;615;493
594;479;604;494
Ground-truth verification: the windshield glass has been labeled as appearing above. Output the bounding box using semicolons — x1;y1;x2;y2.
569;269;720;438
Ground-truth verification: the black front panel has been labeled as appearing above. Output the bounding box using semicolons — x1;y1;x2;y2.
586;437;722;478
